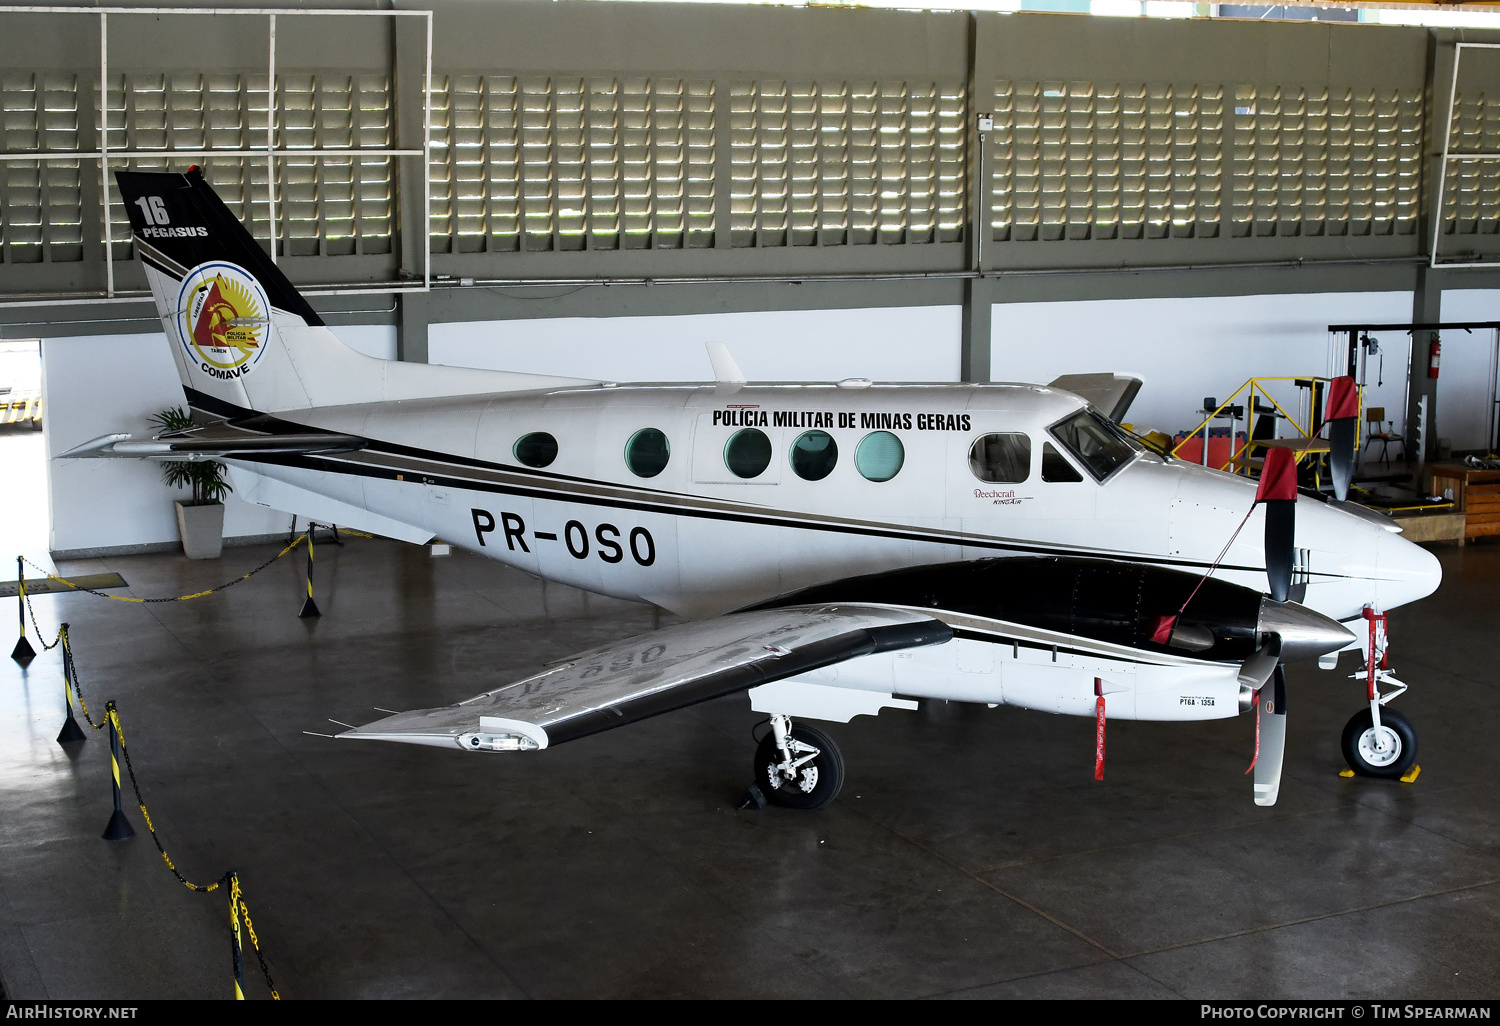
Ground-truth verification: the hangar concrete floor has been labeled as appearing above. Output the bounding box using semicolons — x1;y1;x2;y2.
1;527;1498;999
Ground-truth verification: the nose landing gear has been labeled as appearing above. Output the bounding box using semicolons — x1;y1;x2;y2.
1341;606;1419;779
754;714;845;810
1341;706;1418;778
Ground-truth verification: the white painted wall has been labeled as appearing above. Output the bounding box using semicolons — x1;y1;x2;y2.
41;332;291;556
1434;290;1500;453
336;324;398;362
990;292;1415;447
428;306;964;383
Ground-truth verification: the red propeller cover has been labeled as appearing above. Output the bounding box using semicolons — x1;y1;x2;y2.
1325;375;1358;421
1255;446;1298;503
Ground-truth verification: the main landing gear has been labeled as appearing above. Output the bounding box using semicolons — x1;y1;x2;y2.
753;714;845;809
1341;607;1419;779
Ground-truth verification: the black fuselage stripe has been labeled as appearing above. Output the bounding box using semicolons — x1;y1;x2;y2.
185;391;1347;581
233;447;1315;578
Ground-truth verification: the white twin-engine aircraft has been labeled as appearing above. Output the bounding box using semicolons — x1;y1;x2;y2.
69;168;1442;809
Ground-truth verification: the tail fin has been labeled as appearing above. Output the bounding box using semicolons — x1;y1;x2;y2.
115;167;592;416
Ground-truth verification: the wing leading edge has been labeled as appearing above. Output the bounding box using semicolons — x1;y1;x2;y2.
337;604;952;753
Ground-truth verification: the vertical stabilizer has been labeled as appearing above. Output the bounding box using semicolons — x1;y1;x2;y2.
115;167;593;416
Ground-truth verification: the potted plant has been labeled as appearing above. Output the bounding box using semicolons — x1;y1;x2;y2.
151;407;232;559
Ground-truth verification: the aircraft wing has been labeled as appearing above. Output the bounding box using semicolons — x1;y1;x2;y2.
336;604;952;752
1048;373;1143;423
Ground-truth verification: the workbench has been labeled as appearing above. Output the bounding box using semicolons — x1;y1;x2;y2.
1428;461;1500;542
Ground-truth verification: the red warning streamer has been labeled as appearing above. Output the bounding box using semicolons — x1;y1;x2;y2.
1094;677;1106;781
1246;697;1261;775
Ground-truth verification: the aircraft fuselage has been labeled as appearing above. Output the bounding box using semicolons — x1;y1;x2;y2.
236;380;1441;623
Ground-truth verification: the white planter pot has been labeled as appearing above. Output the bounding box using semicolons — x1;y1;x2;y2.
175;501;225;560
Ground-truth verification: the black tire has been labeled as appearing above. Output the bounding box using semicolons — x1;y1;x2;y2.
1341;707;1418;779
754;724;845;810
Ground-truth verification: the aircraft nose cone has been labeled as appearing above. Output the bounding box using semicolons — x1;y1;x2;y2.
1257;598;1356;662
1375;529;1443;610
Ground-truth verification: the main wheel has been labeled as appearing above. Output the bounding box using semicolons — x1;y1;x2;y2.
1341;707;1418;779
754;723;845;810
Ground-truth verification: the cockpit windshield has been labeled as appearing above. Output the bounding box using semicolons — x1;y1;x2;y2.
1048;408;1141;482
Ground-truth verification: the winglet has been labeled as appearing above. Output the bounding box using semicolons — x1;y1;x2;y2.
707;342;746;393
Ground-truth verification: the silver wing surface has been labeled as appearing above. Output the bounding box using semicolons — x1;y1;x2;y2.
337;604;952;753
60;423;365;460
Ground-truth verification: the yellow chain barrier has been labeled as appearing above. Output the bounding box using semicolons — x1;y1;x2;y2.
105;701;281;999
14;525;382;997
22;531;311;604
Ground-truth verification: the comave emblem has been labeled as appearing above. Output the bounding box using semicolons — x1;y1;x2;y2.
180;267;266;374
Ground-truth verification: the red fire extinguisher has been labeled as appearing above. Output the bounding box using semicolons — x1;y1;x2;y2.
1429;338;1442;379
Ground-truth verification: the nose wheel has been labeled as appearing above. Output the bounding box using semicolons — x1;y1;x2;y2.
1342;607;1419;780
754;716;845;810
1341;707;1418;779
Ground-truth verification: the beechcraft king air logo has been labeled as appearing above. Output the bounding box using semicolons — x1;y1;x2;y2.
176;262;270;380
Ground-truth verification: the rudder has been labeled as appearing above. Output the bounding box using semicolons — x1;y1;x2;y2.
117;166;324;414
116;167;593;417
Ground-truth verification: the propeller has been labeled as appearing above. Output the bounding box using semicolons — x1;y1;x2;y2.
1252;665;1288;807
1239;631;1288;807
1237;632;1282;691
1256;446;1298;603
1324;375;1359;502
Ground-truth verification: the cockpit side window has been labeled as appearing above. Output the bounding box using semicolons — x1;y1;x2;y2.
1048;409;1139;482
1041;442;1083;482
968;433;1031;483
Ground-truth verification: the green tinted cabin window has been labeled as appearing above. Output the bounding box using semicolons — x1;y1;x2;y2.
624;428;670;478
789;430;838;481
513;432;558;469
724;428;772;479
854;431;904;482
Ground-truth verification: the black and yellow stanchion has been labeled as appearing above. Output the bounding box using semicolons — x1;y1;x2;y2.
298;525;320;619
15;555;300;996
230;871;246;1000
101;696;281;998
15;524;369;629
56;622;87;745
101;700;136;841
19;529;311;611
12;555;35;664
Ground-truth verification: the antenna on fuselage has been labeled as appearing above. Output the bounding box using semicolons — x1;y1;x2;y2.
706;342;746;395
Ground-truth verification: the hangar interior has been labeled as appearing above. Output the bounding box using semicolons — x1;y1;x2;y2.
2;0;1500;1001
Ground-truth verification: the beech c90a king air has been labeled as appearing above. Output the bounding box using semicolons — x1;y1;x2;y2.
68;168;1442;809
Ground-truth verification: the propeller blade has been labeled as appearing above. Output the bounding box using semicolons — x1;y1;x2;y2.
1255;447;1298;603
1253;665;1288;807
1329;418;1356;502
1237;634;1282;690
1324;376;1359;503
1263;500;1295;603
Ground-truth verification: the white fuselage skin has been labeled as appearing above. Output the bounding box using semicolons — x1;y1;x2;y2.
230;380;1442;725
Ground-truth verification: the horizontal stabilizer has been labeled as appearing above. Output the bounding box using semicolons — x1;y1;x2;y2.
337;604;952;753
60;426;365;460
